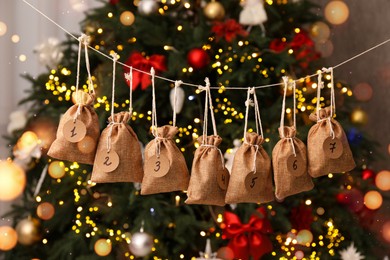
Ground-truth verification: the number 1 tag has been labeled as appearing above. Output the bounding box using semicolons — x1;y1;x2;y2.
287;153;306;177
63;119;86;143
245;171;259;191
145;154;170;177
96;149;120;173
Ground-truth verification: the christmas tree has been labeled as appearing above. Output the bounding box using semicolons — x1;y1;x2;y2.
1;0;389;259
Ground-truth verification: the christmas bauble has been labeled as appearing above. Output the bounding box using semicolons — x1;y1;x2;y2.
382;221;390;243
375;170;390;191
0;160;26;201
364;190;383;210
350;108;368;125
120;11;135;26
324;0;349;25
94;238;112;256
77;135;96;154
187;48;210;70
216;246;234;260
0;226;18;251
129;232;153;257
169;85;185;114
48;161;66;179
36;202;55;220
203;1;225;21
361;169;375;180
138;0;158;16
15;217;41;245
353;82;373;102
296;229;313;245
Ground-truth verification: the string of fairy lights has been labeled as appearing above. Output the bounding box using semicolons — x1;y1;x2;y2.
16;0;390;259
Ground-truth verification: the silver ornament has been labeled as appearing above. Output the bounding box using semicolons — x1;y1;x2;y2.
169;86;185;114
138;0;158;16
129;232;153;257
34;37;64;68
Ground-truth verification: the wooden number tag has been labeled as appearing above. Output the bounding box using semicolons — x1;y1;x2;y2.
245;171;259;191
287;153;306;177
323;136;343;159
145;154;170;177
217;168;230;190
96;149;120;173
63;119;86;143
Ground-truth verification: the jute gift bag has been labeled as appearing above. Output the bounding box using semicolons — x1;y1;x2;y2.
186;79;228;206
308;68;356;177
141;79;190;194
91;58;143;183
48;35;99;165
272;78;314;200
225;88;274;204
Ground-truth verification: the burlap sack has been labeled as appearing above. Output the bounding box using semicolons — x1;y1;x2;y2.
141;125;190;195
91;111;143;183
48;93;99;165
308;107;356;177
272;126;314;200
185;135;227;206
225;132;274;204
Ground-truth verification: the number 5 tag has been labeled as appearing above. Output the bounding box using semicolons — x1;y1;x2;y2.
96;149;120;173
145;154;170;177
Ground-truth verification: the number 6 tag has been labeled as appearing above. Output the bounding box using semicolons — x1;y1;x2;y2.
287;152;306;177
145;154;170;177
96;149;120;173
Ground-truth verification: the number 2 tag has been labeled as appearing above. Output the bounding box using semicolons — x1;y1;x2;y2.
323;136;343;159
96;149;120;173
63;119;86;143
145;154;170;177
287;153;306;177
245;171;259;191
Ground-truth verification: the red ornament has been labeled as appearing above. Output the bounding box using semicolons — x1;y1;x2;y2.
216;246;235;260
187;48;210;70
290;204;314;231
336;188;364;212
124;52;167;90
362;169;375;180
211;19;248;42
269;38;287;53
222;207;273;260
109;0;119;4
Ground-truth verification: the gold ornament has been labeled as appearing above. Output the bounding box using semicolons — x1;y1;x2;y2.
48;161;66;179
0;160;26;201
310;21;330;43
350;108;368;125
77;136;96;154
15;217;41;246
203;1;225;21
0;226;18;251
364;190;383;210
376;170;390;191
94;238;112;256
36;202;55;220
120;11;135;26
324;0;349;25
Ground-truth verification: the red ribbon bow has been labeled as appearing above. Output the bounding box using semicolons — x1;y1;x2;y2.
124;52;167;90
223;207;273;260
211;19;248;42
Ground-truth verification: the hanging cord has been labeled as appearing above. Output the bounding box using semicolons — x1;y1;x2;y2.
33;164;48;198
149;68;163;157
81;34;95;95
106;52;120;153
73;34;85;122
172;80;183;127
316;68;335;139
124;67;133;114
280;76;297;157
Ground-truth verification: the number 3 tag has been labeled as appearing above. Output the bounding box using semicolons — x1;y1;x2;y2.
63;119;86;143
145;154;170;177
96;149;120;173
287;153;306;177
